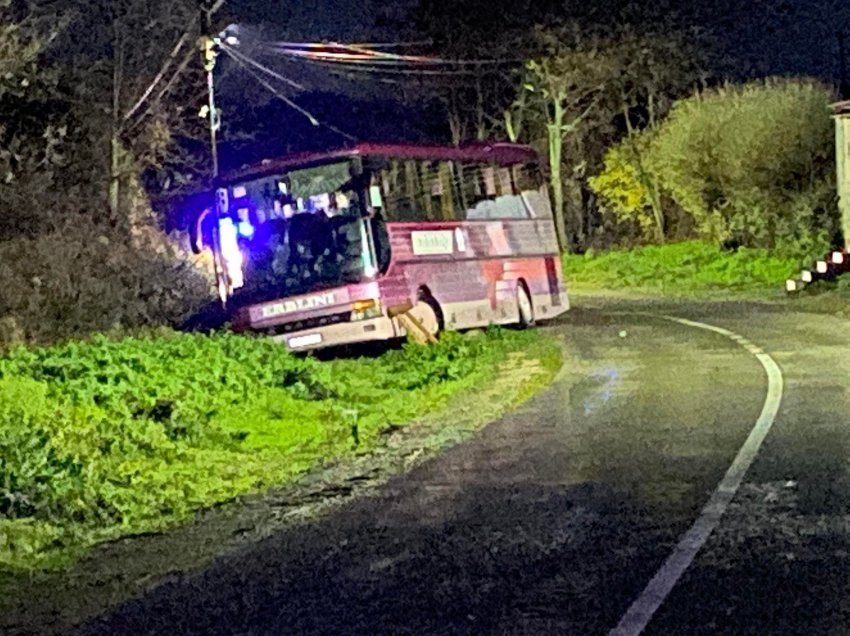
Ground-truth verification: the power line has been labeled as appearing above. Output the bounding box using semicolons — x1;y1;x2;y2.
270;39;433;50
221;42;306;90
122;2;229;130
221;48;356;142
125;46;197;133
294;59;484;76
265;48;506;76
263;41;518;67
122;31;192;127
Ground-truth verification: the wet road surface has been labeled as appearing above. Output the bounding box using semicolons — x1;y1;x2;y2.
37;300;850;633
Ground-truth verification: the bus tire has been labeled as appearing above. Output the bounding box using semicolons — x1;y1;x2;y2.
517;282;534;329
409;300;440;339
413;288;442;337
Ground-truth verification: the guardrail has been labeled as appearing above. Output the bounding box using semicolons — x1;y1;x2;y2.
785;250;850;292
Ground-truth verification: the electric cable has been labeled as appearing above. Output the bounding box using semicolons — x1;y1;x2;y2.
292;59;482;76
122;31;192;126
221;47;357;142
270;40;433;50
263;41;518;67
221;42;306;90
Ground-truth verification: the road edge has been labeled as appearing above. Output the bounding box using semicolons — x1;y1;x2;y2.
610;314;784;636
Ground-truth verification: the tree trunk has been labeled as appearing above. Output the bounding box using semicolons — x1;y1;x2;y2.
504;90;527;143
571;135;587;247
504;110;520;143
446;91;464;146
548;101;569;251
109;135;121;218
624;106;665;243
110;16;125;219
474;74;487;141
448;110;463;146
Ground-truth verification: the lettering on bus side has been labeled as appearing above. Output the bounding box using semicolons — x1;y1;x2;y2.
411;230;454;256
260;292;336;319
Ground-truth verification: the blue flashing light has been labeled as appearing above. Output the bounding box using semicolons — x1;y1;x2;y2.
237;220;255;238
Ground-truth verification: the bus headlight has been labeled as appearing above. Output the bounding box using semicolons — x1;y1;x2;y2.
350;299;382;321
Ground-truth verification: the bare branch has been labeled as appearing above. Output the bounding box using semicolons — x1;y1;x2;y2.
122;30;192;126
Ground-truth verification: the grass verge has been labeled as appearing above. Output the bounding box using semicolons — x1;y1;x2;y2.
0;328;561;635
785;281;850;318
563;241;800;298
0;328;560;577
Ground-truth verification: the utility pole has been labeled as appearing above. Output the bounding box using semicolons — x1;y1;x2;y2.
838;32;850;100
198;0;229;303
199;1;220;178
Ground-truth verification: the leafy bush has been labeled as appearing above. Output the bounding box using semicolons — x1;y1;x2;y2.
376;330;496;389
0;6;214;347
0;216;212;348
590;79;839;253
654;79;836;249
0;378;83;520
588;134;655;235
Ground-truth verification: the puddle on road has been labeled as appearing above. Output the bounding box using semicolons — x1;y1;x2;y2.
569;368;621;415
557;320;766;516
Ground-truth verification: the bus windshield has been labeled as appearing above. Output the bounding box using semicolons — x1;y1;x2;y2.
220;159;381;304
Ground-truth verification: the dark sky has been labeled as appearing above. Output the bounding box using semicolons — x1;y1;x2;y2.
229;0;416;41
227;0;850;82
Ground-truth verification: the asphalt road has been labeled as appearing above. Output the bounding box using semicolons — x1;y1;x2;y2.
48;299;850;634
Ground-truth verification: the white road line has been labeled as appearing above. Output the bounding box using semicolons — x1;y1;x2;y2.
609;314;784;636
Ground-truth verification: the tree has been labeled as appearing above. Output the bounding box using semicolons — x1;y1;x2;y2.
0;1;216;342
521;26;616;250
512;23;707;248
50;0;219;221
652;80;836;251
592;79;838;254
588;132;657;239
0;1;74;238
607;29;707;242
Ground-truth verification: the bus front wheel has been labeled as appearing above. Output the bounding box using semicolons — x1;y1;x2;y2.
409;300;441;338
517;283;534;329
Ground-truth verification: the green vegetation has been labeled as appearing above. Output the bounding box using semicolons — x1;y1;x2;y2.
591;80;838;255
786;274;850;317
563;241;800;295
0;328;557;573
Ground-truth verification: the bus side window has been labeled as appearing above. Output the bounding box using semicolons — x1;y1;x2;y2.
378;159;458;222
380;159;421;221
459;165;481;220
514;164;552;219
430;161;457;221
463;164;515;220
376;159;547;223
370;211;391;273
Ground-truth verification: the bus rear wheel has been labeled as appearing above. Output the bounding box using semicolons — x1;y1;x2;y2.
517;283;534;329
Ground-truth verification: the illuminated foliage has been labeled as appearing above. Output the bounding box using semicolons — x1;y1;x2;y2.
589;133;656;237
0;328;552;570
649;79;836;251
591;79;838;254
562;240;801;293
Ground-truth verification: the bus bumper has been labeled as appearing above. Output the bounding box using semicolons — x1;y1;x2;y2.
272;316;399;351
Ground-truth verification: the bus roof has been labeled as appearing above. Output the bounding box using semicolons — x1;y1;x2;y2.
219;142;540;186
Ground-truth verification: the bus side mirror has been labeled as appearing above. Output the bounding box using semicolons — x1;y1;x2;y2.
189;208;211;254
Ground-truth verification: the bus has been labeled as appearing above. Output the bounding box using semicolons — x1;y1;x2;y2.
191;142;570;351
